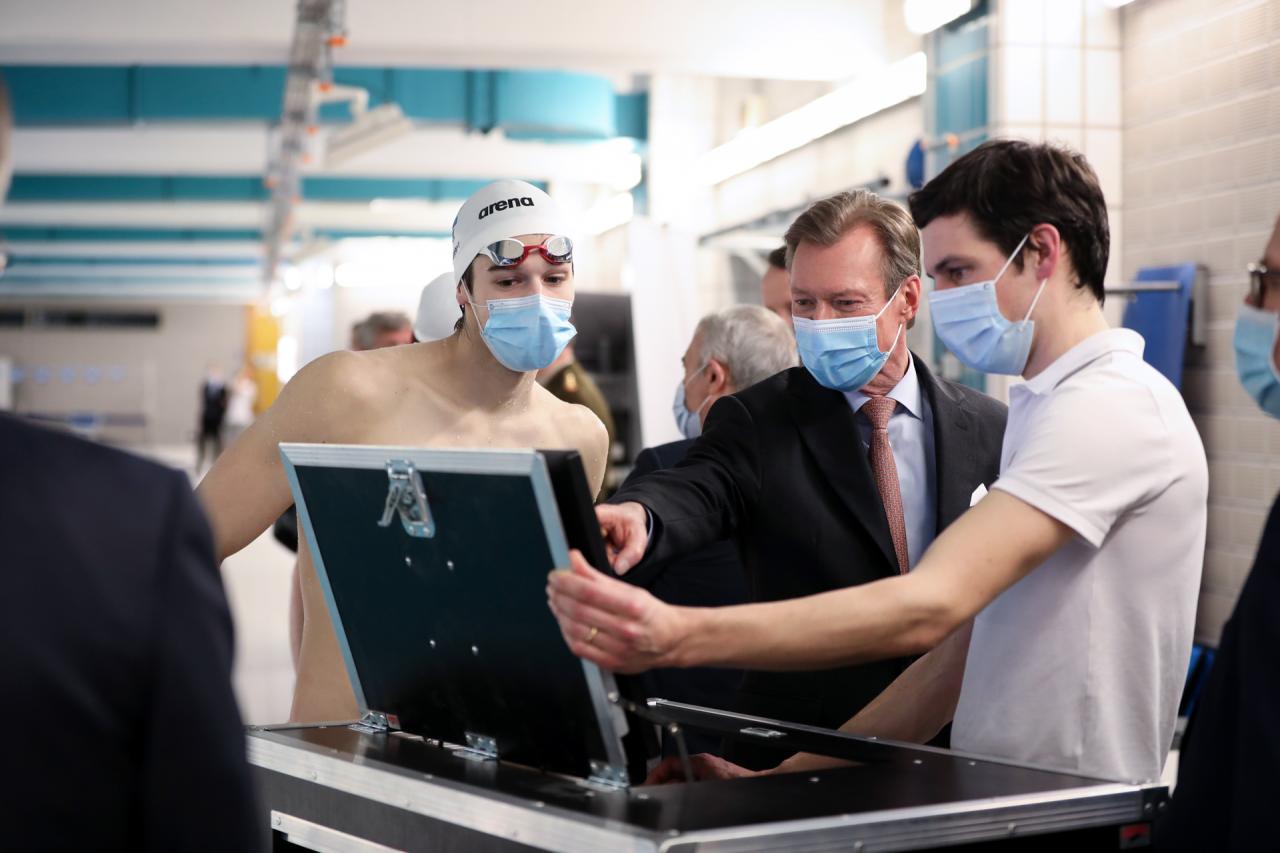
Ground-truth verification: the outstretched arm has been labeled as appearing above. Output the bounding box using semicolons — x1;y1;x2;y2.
548;490;1070;673
599;395;763;573
646;620;974;784
195;352;369;562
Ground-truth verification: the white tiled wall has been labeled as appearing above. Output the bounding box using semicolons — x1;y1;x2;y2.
1122;0;1280;644
991;0;1125;288
982;0;1125;401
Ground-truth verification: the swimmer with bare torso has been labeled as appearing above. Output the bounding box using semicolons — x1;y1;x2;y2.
197;181;608;722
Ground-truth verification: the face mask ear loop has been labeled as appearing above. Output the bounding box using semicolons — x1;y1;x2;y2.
875;284;906;355
993;232;1032;286
1022;277;1049;324
683;361;709;389
884;320;905;356
466;297;485;332
874;280;903;320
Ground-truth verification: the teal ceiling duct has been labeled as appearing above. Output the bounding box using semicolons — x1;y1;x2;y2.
9;255;260;267
2;65;647;141
7;175;543;203
0;274;260;287
311;227;450;239
491;70;614;139
0;226;263;242
0;225;449;242
8;175;267;202
2;66;286;122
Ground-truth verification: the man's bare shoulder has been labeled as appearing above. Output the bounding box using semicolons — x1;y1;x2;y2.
273;350;396;439
536;385;608;456
532;385;609;492
287;349;377;399
534;384;600;431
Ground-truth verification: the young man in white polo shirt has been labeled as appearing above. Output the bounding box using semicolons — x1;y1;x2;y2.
546;139;1208;784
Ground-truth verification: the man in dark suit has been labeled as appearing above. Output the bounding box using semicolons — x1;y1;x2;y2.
197;364;230;472
0;74;257;849
596;190;1007;768
623;304;798;754
0;417;262;848
1155;214;1280;852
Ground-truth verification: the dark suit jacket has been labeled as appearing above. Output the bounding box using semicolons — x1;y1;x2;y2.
1155;492;1280;852
623;439;748;755
200;380;228;427
612;356;1006;768
0;414;261;851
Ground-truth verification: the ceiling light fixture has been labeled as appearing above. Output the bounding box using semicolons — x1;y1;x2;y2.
903;0;974;35
696;52;928;186
582;192;635;236
325;102;413;168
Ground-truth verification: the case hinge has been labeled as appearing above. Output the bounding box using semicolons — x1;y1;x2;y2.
377;460;435;538
349;710;400;735
453;731;499;762
586;760;629;790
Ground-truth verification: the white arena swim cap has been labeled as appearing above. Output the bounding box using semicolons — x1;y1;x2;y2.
450;180;572;285
413;272;460;343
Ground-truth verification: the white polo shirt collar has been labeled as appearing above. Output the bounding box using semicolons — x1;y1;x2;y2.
1020;328;1146;397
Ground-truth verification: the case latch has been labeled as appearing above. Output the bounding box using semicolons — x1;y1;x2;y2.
377;460;435;538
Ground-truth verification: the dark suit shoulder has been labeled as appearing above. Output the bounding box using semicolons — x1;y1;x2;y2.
730;366;812;419
625;439;694;487
0;414;182;500
645;439;695;470
0;414;194;574
937;376;1009;423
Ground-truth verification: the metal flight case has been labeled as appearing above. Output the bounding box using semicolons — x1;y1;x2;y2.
256;443;1167;852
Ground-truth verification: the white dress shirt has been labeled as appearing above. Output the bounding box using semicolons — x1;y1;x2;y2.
843;354;937;569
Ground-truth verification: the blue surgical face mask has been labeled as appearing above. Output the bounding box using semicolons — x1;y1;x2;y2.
469;293;577;372
672;364;710;439
1234;303;1280;418
793;286;904;392
927;233;1047;376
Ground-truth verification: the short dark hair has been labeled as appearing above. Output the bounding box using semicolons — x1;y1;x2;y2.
766;246;787;270
453;267;473;332
908;139;1109;304
784;189;921;300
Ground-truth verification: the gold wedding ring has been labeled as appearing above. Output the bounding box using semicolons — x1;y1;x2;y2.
586;625;600;644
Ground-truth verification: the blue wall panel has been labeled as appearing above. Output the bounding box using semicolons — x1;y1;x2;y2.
614;93;648;142
936;55;988;137
927;2;992;393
